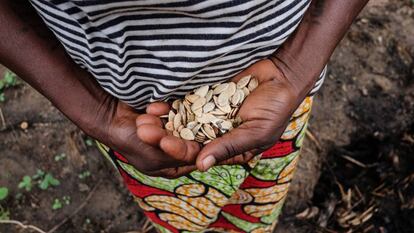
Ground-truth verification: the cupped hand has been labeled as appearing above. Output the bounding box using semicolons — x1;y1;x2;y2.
195;59;308;171
99;100;198;178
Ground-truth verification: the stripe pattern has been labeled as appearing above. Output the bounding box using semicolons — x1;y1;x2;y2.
29;0;323;110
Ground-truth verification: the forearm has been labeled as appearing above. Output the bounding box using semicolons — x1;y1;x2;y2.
271;0;369;97
0;0;114;137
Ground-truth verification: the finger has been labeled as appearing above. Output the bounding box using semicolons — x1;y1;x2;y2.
230;59;280;83
146;102;170;116
150;165;197;179
218;151;256;166
196;121;273;171
137;124;167;146
125;145;194;173
136;114;163;128
160;135;200;164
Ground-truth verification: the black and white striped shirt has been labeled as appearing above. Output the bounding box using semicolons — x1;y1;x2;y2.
30;0;324;110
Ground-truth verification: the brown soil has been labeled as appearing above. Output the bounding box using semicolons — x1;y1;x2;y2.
0;0;413;232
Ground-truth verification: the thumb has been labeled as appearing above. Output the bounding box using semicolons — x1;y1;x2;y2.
146;102;170;116
196;122;266;171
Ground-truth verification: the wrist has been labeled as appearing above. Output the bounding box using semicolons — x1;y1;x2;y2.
72;79;118;142
47;66;118;142
268;49;320;100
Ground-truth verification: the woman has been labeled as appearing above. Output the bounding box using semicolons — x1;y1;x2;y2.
0;0;368;232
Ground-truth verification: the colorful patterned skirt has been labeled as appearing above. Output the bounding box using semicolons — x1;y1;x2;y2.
97;95;314;233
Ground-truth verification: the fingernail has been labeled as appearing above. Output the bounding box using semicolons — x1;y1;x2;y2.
202;155;216;171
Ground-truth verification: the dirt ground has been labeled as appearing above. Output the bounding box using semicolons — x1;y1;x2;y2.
0;0;413;233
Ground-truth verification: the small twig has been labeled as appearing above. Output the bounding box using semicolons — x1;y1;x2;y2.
350;198;364;211
335;180;346;201
0;219;46;233
359;205;376;220
371;192;386;198
363;224;375;233
0;107;6;130
372;182;386;193
142;218;154;232
340;155;367;168
346;189;352;210
306;129;322;151
397;189;405;204
354;185;363;201
122;217;154;233
47;179;102;233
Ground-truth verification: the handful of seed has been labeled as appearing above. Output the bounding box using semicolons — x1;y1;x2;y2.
162;75;258;145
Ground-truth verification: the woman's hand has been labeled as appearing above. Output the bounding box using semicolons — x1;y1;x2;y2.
94;98;199;178
137;59;313;172
195;59;309;171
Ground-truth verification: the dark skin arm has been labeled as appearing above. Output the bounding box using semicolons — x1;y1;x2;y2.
0;0;198;178
137;0;370;171
269;0;370;100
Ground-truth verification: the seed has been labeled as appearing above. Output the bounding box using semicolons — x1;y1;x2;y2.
231;90;241;106
183;100;192;113
248;78;258;91
217;103;231;114
217;91;230;107
177;124;184;132
180;128;195;140
172;99;181;110
20;121;29;130
242;87;250;96
187;111;195;122
203;102;215;113
173;113;182;129
237;75;251;88
193;107;203;117
210;108;227;116
179;101;186;114
213;83;229;95
194;85;209;97
186;121;198;130
203;140;212;145
168;111;176;122
205;90;213;102
202;124;216;139
219;120;233;130
237;89;246;103
165;121;174;131
226;82;237;97
192;123;202;135
179;104;186;123
195;132;206;143
185;94;200;103
216;115;228;120
212;83;221;88
191;97;206;111
228;107;240;118
197;113;216;124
